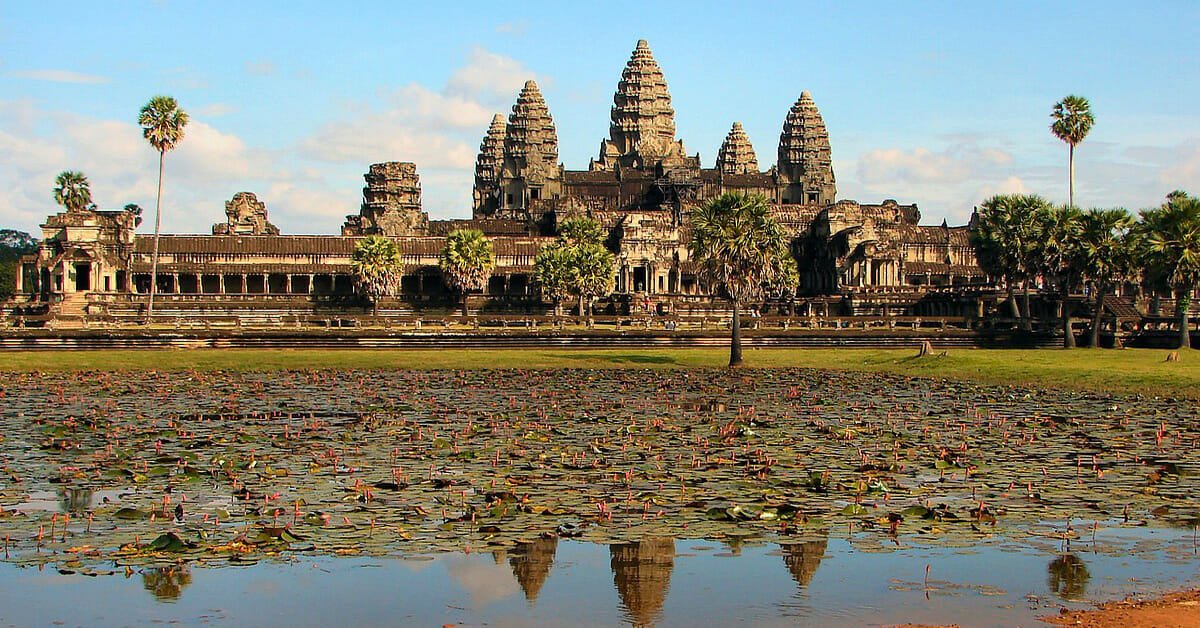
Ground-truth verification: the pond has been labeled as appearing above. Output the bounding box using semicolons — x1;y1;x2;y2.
1;368;1198;625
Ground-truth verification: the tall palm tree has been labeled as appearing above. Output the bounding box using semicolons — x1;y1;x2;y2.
689;192;792;367
1051;95;1095;209
1077;208;1135;348
352;235;404;315
439;229;495;317
53;171;92;213
571;242;615;320
138;95;189;323
1031;205;1083;347
534;241;576;317
970;194;1051;329
1138;191;1200;349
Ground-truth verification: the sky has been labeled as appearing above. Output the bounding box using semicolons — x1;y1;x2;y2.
1;1;1198;236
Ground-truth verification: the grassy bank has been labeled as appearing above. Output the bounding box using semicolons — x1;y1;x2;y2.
0;347;1195;398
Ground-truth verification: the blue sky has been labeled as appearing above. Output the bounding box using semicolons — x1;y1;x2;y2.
2;1;1198;235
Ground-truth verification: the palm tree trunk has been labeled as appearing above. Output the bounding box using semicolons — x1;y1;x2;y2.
1068;143;1075;209
1178;289;1192;350
729;299;743;367
1006;282;1020;320
1061;282;1075;348
1090;286;1106;348
462;292;469;318
146;150;165;324
578;294;585;319
1021;279;1032;331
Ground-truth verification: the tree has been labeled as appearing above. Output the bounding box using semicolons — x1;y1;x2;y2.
1051;95;1095;209
557;215;605;246
554;217;615;318
1077;208;1135;348
53;171;92;213
0;229;39;301
1030;205;1083;347
139;95;189;323
438;229;495;317
970;194;1052;329
351;235;404;315
1138;191;1200;349
534;241;575;316
572;242;615;320
689;192;792;367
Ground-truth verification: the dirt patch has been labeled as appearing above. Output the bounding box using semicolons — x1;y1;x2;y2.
1042;589;1200;627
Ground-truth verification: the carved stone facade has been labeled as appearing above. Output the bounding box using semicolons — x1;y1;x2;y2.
342;162;430;237
213;192;279;236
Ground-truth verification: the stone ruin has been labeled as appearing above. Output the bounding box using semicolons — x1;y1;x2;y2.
212;192;280;236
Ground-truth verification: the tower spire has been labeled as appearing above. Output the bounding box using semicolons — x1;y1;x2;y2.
594;40;687;170
777;90;836;204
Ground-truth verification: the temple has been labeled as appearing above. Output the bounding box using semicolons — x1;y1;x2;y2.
11;40;985;324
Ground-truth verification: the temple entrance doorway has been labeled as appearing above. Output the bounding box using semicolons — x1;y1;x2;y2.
73;262;91;291
633;267;647;293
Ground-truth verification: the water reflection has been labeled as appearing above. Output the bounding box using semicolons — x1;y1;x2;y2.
509;537;558;603
781;539;828;588
1047;554;1090;601
141;565;192;602
58;487;94;514
610;538;675;627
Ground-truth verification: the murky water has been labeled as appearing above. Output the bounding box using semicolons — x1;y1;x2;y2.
2;368;1198;625
1;528;1197;627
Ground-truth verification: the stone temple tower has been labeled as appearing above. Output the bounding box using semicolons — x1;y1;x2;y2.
496;80;561;220
472;113;506;216
777;91;836;205
716;122;759;176
593;39;689;172
341;162;430;236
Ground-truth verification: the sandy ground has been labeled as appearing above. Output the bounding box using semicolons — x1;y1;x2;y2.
1039;589;1200;627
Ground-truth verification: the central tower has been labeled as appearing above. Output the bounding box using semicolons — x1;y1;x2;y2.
592;39;689;172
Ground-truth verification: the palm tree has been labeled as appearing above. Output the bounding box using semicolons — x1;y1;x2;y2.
553;216;615;318
534;241;575;317
1051;95;1095;209
352;235;404;315
53;171;92;213
571;242;615;321
970;194;1051;329
558;216;605;247
689;192;792;367
1030;205;1083;347
438;229;495;317
1138;191;1200;349
139;95;189;323
1077;208;1135;348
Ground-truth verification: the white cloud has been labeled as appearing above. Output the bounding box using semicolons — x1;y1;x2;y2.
195;103;237;117
494;21;528;36
857;143;1013;185
298;48;541;206
446;47;542;102
8;69;110;84
244;60;276;76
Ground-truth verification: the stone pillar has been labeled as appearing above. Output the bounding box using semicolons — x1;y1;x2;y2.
285;274;293;294
308;274;315;294
172;273;180;294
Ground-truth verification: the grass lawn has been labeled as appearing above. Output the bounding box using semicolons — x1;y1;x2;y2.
0;346;1195;398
